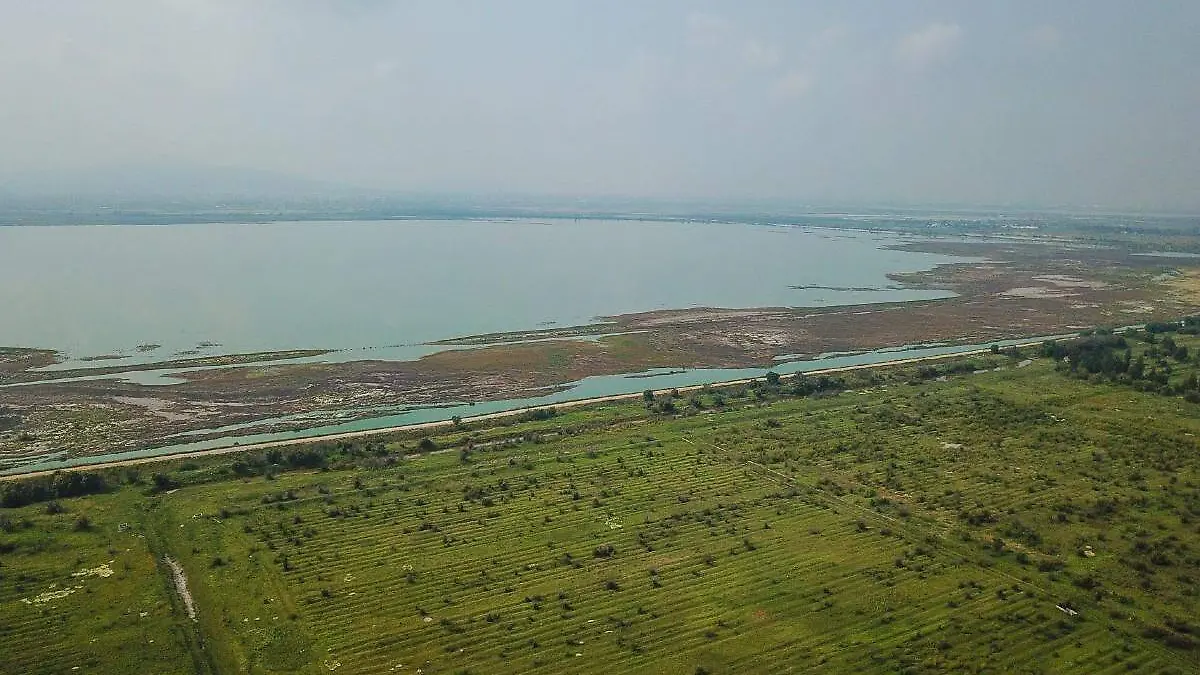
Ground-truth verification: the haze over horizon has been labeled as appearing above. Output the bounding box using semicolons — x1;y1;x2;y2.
2;1;1198;211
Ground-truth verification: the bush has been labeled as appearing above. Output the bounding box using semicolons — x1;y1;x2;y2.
516;407;557;422
152;472;179;492
286;448;328;469
1037;559;1066;573
1;471;110;508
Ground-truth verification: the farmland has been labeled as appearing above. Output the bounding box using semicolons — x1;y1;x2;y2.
2;329;1200;673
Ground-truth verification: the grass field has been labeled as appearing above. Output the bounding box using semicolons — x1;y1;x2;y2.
2;330;1199;674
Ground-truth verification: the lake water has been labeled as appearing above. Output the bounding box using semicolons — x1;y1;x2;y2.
0;219;967;365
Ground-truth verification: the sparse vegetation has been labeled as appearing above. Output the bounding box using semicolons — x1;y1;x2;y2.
2;329;1200;673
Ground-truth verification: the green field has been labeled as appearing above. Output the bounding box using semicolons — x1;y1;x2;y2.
2;330;1199;674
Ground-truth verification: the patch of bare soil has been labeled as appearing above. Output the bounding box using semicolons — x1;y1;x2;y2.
163;556;197;622
0;348;59;381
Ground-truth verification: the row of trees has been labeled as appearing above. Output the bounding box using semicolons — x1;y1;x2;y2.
642;372;847;416
0;471;109;508
1145;317;1200;334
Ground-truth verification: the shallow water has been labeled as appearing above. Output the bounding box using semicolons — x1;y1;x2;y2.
0;335;1058;475
1;219;968;366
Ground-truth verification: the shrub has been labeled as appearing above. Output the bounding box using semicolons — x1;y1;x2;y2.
1;471;110;508
1037;559;1066;573
152;473;179;492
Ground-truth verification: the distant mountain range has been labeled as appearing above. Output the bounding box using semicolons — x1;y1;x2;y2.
0;163;373;201
1;164;1195;223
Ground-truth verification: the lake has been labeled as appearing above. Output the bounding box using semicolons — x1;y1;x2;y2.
0;219;966;365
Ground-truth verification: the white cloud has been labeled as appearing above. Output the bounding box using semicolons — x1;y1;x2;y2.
743;40;782;69
686;12;734;48
896;22;963;69
687;12;781;71
1024;24;1062;51
371;60;399;79
0;4;1195;208
808;25;848;53
773;70;814;99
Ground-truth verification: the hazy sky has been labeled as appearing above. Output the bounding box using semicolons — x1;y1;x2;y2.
2;1;1198;209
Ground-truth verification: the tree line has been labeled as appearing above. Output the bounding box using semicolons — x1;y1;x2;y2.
1043;323;1200;399
1;471;109;508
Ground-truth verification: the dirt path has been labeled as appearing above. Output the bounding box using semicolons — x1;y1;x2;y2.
0;341;1046;481
163;556;197;622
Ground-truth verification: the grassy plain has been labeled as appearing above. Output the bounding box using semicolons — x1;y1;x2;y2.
2;333;1199;674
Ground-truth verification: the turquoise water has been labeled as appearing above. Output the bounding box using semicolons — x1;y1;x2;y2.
0;336;1055;476
0;219;967;367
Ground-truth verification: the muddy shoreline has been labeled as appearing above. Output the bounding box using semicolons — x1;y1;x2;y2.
0;349;334;385
3;237;1199;468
